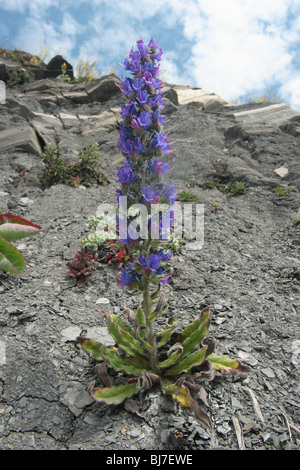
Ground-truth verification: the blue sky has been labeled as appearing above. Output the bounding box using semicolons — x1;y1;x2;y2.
1;0;300;110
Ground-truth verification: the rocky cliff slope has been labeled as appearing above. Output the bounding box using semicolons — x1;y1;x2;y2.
0;55;299;450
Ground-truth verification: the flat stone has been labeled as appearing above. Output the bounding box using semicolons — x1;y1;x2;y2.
84;326;113;346
86;74;121;102
171;85;231;110
80;111;117;135
58;112;80;132
62;90;91;104
61;326;82;342
274;166;289;177
0;125;42;156
0;340;6;365
59;381;94;416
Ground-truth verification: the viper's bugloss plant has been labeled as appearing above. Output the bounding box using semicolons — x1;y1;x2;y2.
77;38;249;429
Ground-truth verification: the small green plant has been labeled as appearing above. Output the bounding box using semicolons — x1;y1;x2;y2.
212;159;230;183
0;213;42;274
203;160;245;197
7;69;35;88
292;213;300;225
57;62;71;82
275;186;291;197
40;143;69;188
75;143;103;187
40;143;108;188
177;190;199;202
226;181;245;197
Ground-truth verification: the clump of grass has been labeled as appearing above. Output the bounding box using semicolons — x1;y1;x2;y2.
177;190;199;202
292;213;300;225
40;142;108;188
274;186;291;197
7;69;35;87
203;160;245;197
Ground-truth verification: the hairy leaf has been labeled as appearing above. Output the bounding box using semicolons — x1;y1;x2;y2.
159;345;183;369
88;382;140;405
135;305;146;327
164;346;209;377
176;308;210;344
77;336;147;375
207;353;250;374
186;389;212;429
77;337;104;360
107;314;146;359
177;316;210;361
156;317;177;348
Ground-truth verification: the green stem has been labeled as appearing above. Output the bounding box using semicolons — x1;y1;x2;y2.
143;274;160;375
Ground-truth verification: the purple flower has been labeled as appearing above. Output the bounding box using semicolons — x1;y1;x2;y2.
148;254;161;271
157;249;172;262
148;37;159;49
117;166;134;184
137;111;152;129
120;101;136;119
120;77;133;95
148;158;170;174
118;137;133;155
142;186;161;204
136;89;149;105
133;137;145;154
151;48;163;61
130;59;140;74
152;132;172;154
138;254;161;272
137;39;148;59
138;255;147;268
143;71;154;86
159;183;177;204
117;267;136;287
132;77;144;91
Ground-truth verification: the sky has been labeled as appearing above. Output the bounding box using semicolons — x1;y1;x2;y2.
0;0;300;110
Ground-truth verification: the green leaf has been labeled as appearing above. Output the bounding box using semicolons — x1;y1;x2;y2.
0;237;26;273
164;346;208;376
135;305;146;327
77;336;147;375
207;353;250;374
107;314;146;359
178;316;210;361
77;337;103;360
156;317;177;348
89;383;140;405
158;347;182;369
176;308;209;343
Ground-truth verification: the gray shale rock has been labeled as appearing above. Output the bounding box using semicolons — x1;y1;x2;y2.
0;68;299;450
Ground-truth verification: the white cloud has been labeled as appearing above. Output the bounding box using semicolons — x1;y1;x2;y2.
160;0;300;108
1;0;300;109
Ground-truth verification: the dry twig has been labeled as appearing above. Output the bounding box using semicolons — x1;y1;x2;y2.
232;415;245;450
245;387;265;426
